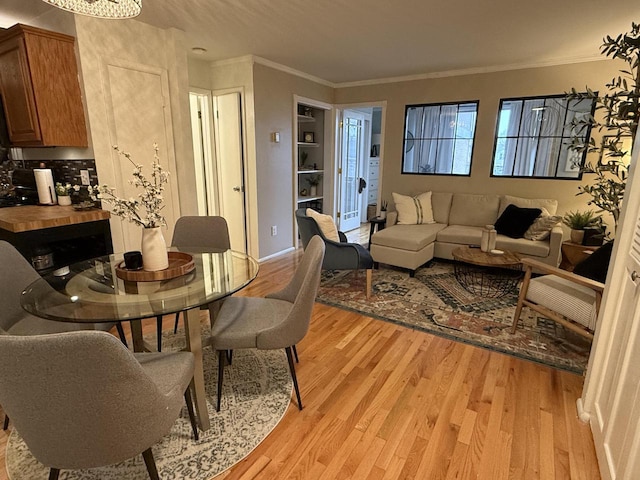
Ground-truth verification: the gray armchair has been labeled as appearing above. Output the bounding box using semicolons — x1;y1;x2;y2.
0;330;198;480
209;235;325;411
295;208;372;298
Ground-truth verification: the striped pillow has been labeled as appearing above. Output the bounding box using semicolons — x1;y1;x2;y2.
393;191;435;225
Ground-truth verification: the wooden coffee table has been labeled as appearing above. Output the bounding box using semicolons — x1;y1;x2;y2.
452;246;522;297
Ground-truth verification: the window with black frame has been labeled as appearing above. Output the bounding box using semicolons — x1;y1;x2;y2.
402;101;478;175
491;94;596;179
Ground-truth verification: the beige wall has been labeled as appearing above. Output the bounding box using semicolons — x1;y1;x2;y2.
252;63;333;257
75;17;193;251
335;59;620;233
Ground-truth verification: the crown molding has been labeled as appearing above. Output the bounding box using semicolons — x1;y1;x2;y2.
208;53;606;90
335;54;605;88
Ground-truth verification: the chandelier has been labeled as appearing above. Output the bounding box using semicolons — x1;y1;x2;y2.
41;0;142;19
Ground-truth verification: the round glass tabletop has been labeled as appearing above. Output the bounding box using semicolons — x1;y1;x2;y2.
21;249;259;323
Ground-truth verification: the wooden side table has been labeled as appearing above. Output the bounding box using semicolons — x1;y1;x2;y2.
368;217;386;250
560;241;599;271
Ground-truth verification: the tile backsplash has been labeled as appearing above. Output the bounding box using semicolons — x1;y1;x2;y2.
22;158;99;186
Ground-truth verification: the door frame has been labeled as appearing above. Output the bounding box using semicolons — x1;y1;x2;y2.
579;133;640;479
333;101;387;222
292;95;333;246
337;108;370;231
188;86;255;256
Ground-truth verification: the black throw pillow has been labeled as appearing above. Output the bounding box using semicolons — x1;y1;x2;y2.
573;241;614;284
494;204;542;239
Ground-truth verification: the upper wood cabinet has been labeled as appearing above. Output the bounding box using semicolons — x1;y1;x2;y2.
0;24;87;147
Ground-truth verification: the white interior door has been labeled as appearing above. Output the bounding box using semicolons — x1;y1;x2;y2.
338;110;366;232
582;134;640;480
213;92;247;253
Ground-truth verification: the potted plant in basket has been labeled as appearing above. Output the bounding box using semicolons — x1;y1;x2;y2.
563;210;603;244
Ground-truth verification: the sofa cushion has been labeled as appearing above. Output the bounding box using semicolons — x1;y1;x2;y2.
524;208;562;241
431;192;453;225
573;241;613;283
436;225;484;245
498;195;558;216
393;192;435;225
495;204;542;238
448;194;500;227
495;235;550;257
306;208;339;242
371;223;446;251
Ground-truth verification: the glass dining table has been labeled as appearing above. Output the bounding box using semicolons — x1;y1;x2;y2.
21;248;259;431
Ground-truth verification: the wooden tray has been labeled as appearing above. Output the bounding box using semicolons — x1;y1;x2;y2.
115;252;195;282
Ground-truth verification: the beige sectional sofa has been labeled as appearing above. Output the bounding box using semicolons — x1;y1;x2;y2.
370;192;563;275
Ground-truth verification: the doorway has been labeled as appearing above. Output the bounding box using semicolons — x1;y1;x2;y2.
335;105;384;233
189;90;248;254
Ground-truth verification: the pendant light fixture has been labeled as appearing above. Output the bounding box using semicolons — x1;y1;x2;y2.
41;0;142;19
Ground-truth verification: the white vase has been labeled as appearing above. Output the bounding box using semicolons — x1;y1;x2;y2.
379;210;387;220
57;195;72;206
310;185;317;197
141;227;168;271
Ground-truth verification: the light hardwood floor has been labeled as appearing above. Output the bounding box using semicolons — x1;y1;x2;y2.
0;238;601;480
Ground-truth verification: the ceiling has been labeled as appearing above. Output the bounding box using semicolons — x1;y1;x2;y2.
2;0;639;84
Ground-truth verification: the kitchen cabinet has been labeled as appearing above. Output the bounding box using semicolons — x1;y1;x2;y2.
0;24;87;147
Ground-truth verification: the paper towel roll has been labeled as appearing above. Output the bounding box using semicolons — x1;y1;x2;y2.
34;169;57;205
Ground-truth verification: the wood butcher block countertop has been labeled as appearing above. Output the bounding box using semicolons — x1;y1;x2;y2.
0;205;110;233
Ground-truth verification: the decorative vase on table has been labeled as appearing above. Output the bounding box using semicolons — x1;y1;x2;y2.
141;227;168;271
57;195;72;206
310;185;317;197
570;229;585;245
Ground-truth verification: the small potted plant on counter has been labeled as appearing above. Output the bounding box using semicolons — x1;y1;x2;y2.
562;210;602;244
55;182;73;206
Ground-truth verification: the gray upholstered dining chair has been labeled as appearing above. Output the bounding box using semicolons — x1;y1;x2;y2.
296;208;373;298
156;216;231;351
209;235;325;412
0;330;199;480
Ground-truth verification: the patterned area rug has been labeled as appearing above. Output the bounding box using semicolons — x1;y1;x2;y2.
5;327;293;480
318;261;591;374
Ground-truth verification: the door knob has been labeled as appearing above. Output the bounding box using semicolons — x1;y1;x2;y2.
631;271;638;282
233;186;242;192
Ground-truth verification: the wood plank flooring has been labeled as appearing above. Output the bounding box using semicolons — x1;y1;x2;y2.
0;238;601;480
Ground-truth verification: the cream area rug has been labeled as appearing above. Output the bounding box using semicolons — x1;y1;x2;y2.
5;327;293;480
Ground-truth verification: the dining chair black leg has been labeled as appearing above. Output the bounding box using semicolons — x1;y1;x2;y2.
173;312;180;334
3;414;8;430
292;344;299;363
226;350;233;365
115;323;128;348
48;468;60;480
156;316;163;352
217;350;225;412
142;447;160;480
285;346;303;410
184;387;199;441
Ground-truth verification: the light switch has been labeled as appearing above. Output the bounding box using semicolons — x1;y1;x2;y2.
272;132;280;143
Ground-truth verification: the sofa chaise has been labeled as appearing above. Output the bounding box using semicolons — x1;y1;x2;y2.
370;192;563;275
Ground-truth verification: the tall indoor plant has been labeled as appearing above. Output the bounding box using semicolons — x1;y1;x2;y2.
566;22;640;232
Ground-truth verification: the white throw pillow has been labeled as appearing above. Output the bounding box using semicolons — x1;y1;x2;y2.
393;191;435;225
306;208;340;242
524;208;562;241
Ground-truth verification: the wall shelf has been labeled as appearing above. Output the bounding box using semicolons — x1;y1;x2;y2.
297;142;319;147
297;169;323;174
297;115;316;123
297;195;323;203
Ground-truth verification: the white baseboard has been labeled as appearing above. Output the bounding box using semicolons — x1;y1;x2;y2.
259;247;296;263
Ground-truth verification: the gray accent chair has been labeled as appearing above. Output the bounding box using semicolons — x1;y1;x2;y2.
0;330;199;480
209;235;325;411
156;216;232;351
0;240;129;431
295;208;372;298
